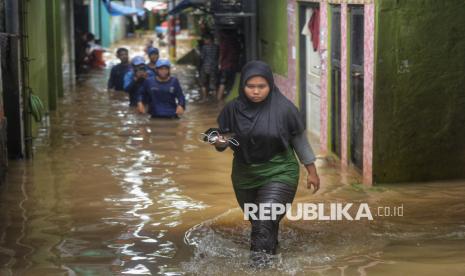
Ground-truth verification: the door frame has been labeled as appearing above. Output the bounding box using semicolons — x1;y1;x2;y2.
348;4;364;170
298;1;320;127
329;4;342;158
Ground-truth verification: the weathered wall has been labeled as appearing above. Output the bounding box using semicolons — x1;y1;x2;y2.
110;13;127;46
0;29;6;181
46;0;64;110
257;0;288;76
100;1;112;48
3;0;25;158
257;0;299;103
90;0;127;48
26;0;50;115
61;0;75;90
26;0;69;137
373;0;465;183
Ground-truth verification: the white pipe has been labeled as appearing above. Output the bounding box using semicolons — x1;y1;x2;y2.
90;0;95;34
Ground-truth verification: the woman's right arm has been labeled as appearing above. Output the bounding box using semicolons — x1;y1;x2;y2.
215;102;234;152
291;131;316;165
291;131;320;193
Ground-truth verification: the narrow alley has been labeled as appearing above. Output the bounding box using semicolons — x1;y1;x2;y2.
0;35;464;275
1;0;465;275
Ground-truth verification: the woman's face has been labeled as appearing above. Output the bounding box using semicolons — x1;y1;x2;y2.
244;76;270;103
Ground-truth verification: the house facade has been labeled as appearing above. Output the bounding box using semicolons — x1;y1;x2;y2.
258;0;465;185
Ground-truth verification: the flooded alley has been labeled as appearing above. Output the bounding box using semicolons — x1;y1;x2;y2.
2;0;465;275
1;42;465;275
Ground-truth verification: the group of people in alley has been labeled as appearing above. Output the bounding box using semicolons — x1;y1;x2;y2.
106;30;241;117
106;37;320;268
198;30;242;102
107;45;185;119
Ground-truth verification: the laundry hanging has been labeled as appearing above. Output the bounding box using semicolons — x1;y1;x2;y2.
301;8;320;51
309;8;320;51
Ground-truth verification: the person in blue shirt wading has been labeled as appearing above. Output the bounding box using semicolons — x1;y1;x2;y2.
146;47;159;76
123;56;156;107
136;59;186;119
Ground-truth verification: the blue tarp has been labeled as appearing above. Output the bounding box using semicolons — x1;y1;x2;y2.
102;0;145;16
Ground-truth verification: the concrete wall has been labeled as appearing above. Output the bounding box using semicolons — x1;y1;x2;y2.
61;0;75;90
90;0;127;48
25;0;74;137
110;15;128;45
3;0;25;158
373;0;465;183
257;0;288;76
46;0;64;110
26;0;50;120
0;41;6;182
257;0;299;103
241;0;465;185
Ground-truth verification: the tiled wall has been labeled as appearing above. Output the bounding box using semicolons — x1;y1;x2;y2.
274;0;298;102
363;3;375;185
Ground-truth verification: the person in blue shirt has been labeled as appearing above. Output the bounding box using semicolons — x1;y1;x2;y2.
146;47;159;75
136;59;186;118
123;56;156;107
107;48;131;91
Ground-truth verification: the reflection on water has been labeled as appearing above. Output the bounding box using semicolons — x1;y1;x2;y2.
1;39;465;275
181;180;465;275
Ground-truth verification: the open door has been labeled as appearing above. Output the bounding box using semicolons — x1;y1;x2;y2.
299;3;321;136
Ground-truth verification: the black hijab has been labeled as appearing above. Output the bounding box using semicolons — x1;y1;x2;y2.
217;60;305;164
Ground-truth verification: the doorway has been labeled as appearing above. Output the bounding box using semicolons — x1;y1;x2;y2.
349;5;364;170
299;3;321;136
330;5;341;157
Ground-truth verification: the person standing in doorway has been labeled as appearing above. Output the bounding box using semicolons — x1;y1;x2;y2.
199;34;219;103
211;61;320;267
217;30;241;101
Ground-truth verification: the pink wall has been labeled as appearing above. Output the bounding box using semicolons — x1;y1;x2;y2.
319;3;329;155
275;0;330;156
275;0;375;185
315;2;375;185
274;0;298;102
341;3;349;165
363;3;375;185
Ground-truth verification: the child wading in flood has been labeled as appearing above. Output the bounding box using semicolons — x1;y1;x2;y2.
136;59;186;119
107;48;131;91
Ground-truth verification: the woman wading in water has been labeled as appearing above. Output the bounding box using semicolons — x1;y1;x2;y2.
211;61;320;266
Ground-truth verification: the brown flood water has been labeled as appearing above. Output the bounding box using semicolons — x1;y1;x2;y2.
1;43;465;275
